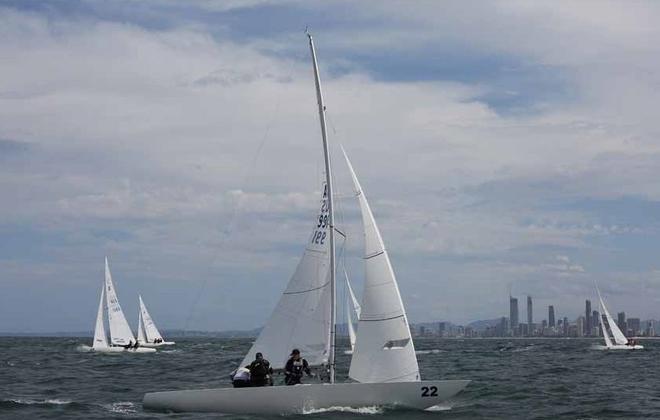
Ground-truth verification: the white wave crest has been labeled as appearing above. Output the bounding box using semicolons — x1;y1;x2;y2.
303;405;383;415
76;345;93;352
5;398;72;405
416;349;443;355
426;404;453;411
105;401;137;414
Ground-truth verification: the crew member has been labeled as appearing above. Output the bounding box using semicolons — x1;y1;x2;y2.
284;349;312;385
248;352;273;387
231;367;251;388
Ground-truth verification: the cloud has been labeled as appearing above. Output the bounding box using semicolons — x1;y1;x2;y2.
1;2;660;331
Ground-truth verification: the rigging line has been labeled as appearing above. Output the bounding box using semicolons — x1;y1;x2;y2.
183;57;298;334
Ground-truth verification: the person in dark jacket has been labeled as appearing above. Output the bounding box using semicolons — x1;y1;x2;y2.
248;352;273;386
284;349;312;385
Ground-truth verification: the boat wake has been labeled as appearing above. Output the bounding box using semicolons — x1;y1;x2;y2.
1;398;72;407
426;404;452;411
302;405;383;415
76;345;92;352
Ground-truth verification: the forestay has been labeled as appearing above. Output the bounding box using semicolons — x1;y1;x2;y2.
343;149;420;383
597;286;628;345
93;285;108;349
140;295;164;343
239;186;332;369
105;257;136;346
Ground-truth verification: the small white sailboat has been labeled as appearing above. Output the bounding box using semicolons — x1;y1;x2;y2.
136;295;175;347
143;32;468;414
344;267;361;355
90;258;156;353
595;283;643;350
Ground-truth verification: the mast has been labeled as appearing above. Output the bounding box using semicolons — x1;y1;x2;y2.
307;31;336;383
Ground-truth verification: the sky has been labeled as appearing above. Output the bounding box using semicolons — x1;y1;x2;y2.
1;0;660;333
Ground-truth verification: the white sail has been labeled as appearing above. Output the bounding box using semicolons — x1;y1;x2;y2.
140;295;164;343
343;149;420;383
105;257;136;346
93;285;108;349
346;267;361;318
239;186;332;369
137;309;147;344
347;294;357;352
596;286;628;345
598;299;613;348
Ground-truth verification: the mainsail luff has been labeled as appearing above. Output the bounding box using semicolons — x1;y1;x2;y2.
93;284;108;349
343;148;420;383
104;257;136;346
307;31;337;383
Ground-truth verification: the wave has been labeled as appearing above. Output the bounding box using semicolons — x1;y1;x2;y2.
416;349;443;355
302;405;383;415
103;401;137;414
426;404;453;411
76;345;92;352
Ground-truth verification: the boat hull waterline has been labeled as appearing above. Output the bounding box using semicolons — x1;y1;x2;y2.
593;344;644;351
140;341;176;348
143;380;470;414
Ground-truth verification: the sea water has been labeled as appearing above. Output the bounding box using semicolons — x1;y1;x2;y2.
1;336;658;419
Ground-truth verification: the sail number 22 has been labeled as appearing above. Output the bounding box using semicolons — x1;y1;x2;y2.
421;386;438;397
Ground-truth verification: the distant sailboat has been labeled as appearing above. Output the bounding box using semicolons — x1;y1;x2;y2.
595;283;643;350
90;258;156;353
344;266;361;355
143;32;468;414
137;295;175;347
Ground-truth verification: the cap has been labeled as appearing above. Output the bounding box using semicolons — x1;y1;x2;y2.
290;348;300;356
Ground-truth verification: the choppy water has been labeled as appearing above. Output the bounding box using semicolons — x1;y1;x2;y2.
1;337;659;419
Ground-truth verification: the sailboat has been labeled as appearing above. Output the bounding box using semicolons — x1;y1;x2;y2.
143;32;468;414
136;295;175;347
90;258;156;353
344;267;361;355
595;283;643;350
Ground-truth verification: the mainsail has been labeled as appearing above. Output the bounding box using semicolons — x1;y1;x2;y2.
104;257;136;346
93;285;108;349
239;186;332;369
343;149;420;383
596;285;628;345
137;309;147;344
598;299;613;348
139;295;164;343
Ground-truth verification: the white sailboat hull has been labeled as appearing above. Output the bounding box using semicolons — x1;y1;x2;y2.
140;341;176;347
92;346;156;353
594;344;644;351
143;380;469;414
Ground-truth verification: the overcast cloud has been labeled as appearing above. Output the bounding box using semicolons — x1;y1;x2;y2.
1;0;660;332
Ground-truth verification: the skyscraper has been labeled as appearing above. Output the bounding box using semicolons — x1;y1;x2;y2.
617;312;626;333
563;317;569;336
585;299;592;336
592;310;600;336
548;305;555;328
509;296;519;331
527;296;533;334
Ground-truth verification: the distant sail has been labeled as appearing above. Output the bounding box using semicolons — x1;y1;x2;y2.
104;257;136;346
240;186;332;369
93;285;108;349
343;149;420;383
140;295;164;343
137;308;147;344
596;286;628;345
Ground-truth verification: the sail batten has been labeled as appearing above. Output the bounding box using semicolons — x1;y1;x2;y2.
343;148;420;383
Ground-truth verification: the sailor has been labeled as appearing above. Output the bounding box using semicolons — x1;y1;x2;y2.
248;352;273;387
124;340;132;350
231;367;251;388
284;349;312;385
